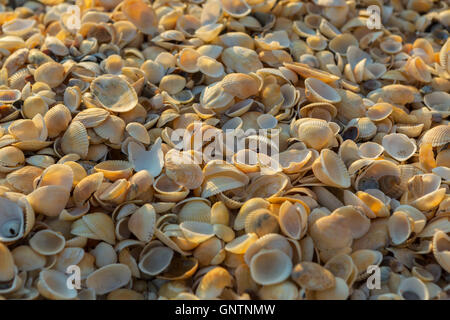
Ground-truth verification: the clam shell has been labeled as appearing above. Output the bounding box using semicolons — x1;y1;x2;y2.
388;211;412;245
432;231;450;273
61;121;89;159
37;270;77;300
397;277;429;300
128;204;156;242
0;243;15;282
29;230;65;256
86;264;132;295
419;125;450;148
314;277;349;300
196;267;232;299
291;261;336;291
304;78;341;104
244;208;279;237
91;75;138;113
0;197;26;243
312;149;350;188
382;133;417;162
139;246;174;276
250;249;292;285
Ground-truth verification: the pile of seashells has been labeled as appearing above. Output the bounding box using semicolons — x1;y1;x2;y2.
0;0;449;300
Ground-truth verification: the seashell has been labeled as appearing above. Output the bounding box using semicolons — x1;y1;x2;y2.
60;121;89;159
388;211;413;245
397;277;429;300
419;125;450;148
329;34;358;56
244;208;279;237
94;161;133;181
0;243;15;282
225;233;258;254
196;267;232;299
175;198;211;223
380;38;403;54
366;103;393;121
122;0;157;35
258;280;298;300
382;133;417;162
29;230;66;256
324;253;357;287
222;46;263;74
12;245;46;272
197;56;225;78
153;174;189;202
86;264;132;295
91;75;138;113
221;0;251;18
194;22;224;42
278;201;307;240
312;149;350;188
159;75;186;95
128;204;156;242
27;185;70;217
165;149;203;190
250;249;292;285
351;249;382;281
314;277;350;300
91;242;117;268
139;246;173;276
291;262;336;291
180;221;215;244
34;62;65;88
304;78;341;104
71;212;116;244
358;142;384;159
201;160;249;199
221;73;259;100
37;270;77;300
432;231;450;273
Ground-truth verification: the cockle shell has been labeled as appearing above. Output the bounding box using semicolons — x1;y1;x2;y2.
86;264;132;295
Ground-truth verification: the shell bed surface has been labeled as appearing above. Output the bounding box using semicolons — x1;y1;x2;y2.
0;0;449;301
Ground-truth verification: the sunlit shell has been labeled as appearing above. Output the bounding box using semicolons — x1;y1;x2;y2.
27;185;70;217
71;212;116;244
382;133;417;162
222;46;263;73
195;267;232;299
244;208;279;237
419;125;450;147
304;78;341;104
388;211;412;245
128;204;156;242
122;0;157;35
34;62;65;88
165;149;203;190
291;261;336;291
222;73;259;100
351;249;383;281
94;160;133;181
312;149;350;188
314;277;350;300
91;75;138;113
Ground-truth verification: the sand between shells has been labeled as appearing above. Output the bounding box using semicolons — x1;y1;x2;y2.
0;0;449;300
